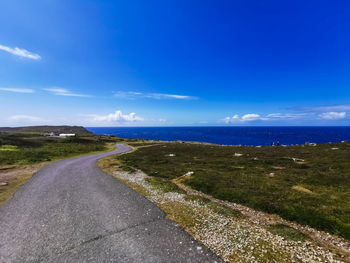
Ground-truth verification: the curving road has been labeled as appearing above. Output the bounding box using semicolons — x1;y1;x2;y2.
0;144;223;263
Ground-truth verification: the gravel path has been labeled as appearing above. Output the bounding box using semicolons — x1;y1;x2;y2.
0;144;223;263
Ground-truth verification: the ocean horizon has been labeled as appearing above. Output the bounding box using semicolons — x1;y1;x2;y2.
86;126;350;146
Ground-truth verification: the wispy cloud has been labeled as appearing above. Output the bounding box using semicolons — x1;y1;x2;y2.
0;87;35;93
9;115;44;123
91;110;143;123
296;104;350;112
266;113;307;119
0;44;41;60
44;88;91;97
114;91;197;100
148;93;196;100
223;112;308;123
319;112;346;120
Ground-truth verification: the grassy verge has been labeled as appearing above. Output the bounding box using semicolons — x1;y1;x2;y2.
0;164;45;206
116;141;350;240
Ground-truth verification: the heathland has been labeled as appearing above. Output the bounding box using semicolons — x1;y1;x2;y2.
115;141;350;241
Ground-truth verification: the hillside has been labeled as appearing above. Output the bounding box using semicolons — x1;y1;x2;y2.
0;126;92;135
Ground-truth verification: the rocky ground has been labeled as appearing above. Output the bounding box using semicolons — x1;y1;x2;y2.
111;169;349;263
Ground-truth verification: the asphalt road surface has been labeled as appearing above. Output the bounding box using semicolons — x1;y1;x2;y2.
0;144;223;263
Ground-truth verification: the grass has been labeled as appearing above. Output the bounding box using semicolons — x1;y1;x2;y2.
0;173;33;206
0;132;118;165
146;177;185;194
117;141;350;240
0;129;120;206
268;224;311;242
0;145;18;151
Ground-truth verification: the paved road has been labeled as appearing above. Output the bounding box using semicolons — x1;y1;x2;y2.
0;144;223;263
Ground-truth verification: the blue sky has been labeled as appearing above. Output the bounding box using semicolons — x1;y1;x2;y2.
0;0;349;126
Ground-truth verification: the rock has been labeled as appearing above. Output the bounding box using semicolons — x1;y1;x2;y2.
292;157;305;162
0;182;9;186
305;142;317;146
184;171;194;176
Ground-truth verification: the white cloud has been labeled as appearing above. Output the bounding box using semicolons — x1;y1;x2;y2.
9;115;44;123
223;114;262;123
223;115;239;123
241;114;261;121
224;111;347;123
91;110;143;123
0;87;35;93
44;88;91;97
223;112;309;123
114;91;196;100
0;44;41;60
150;93;195;100
319;112;346;120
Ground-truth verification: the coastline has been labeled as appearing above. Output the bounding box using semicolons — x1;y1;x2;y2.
86;126;350;147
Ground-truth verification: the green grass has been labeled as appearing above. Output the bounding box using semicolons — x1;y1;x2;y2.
146;177;185;194
0;130;121;207
117;142;350;240
0;132;117;165
268;224;311;242
0;145;18;151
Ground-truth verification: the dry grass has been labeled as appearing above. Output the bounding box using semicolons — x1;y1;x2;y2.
0;163;46;206
292;185;314;194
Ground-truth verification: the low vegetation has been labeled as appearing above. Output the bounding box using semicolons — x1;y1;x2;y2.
116;141;350;240
268;224;311;242
0;125;91;135
0;132;116;165
102;166;346;262
0;126;119;206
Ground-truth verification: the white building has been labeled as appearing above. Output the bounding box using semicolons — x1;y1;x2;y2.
59;133;76;137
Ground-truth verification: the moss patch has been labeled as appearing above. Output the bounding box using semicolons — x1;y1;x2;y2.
268;224;311;242
146;177;185;194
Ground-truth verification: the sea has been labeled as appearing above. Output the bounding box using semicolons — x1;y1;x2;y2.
86;126;350;146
